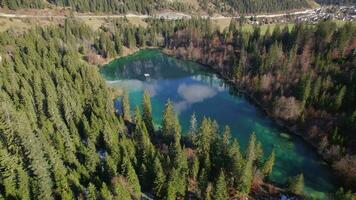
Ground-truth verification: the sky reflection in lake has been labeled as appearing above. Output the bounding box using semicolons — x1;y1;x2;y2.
101;49;337;199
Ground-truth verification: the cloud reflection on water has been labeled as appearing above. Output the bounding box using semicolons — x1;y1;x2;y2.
174;83;218;114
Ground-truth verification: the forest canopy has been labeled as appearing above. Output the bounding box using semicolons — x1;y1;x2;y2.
0;19;282;200
0;12;355;199
0;0;315;14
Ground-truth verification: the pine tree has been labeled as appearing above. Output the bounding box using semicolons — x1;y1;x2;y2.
288;174;304;195
334;188;356;200
87;183;97;200
122;90;131;122
153;157;166;198
162;100;181;143
229;139;244;186
100;183;113;200
246;133;257;162
262;149;275;177
113;178;131;200
142;90;154;134
335;85;346;110
188;112;198;135
237;133;256;195
214;171;229;200
166;180;176;200
113;32;123;56
191;155;200;180
255;141;264;165
198;168;208;198
300;75;312;109
122;157;141;198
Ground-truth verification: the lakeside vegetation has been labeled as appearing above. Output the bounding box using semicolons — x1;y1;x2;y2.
162;18;356;188
0;9;355;200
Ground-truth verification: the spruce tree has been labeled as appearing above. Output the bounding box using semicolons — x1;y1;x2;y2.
262;149;275;177
229;139;244;186
162;100;181;143
288;174;304;195
113;178;131;200
214;171;229;200
100;183;113;200
142;90;154;134
191;156;200;181
122;90;131;122
237;133;256;195
153;157;166;198
122;157;141;198
87;183;97;200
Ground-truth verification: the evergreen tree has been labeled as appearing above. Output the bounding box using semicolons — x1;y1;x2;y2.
161;100;181;143
229;139;244;186
87;183;97;200
112;178;131;200
122;157;141;198
198;168;208;198
100;183;114;200
262;150;275;177
153;157;166;198
335;86;346;110
122;90;131;122
301;75;312;109
214;171;229;200
142;90;154;134
237;133;256;195
288;174;304;195
191;156;200;181
334;188;356;200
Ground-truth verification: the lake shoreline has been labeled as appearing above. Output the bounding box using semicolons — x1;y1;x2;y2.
101;48;339;197
102;47;336;175
161;49;339;183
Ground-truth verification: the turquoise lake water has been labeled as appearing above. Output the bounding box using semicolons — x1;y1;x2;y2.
100;49;337;199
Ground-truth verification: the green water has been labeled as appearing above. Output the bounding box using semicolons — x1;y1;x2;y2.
101;49;336;199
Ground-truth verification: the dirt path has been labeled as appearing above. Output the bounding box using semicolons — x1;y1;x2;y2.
0;9;315;20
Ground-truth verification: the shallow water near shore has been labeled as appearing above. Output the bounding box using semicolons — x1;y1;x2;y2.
101;49;336;199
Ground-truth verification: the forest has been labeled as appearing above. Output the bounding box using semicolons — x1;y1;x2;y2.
0;0;314;14
81;16;356;191
0;19;310;200
316;0;356;5
197;0;312;14
0;13;355;200
162;18;356;189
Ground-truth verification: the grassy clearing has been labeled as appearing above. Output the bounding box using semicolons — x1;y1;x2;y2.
211;18;232;31
242;23;295;34
171;0;200;10
127;17;147;28
0;17;61;32
211;18;295;34
82;18;107;30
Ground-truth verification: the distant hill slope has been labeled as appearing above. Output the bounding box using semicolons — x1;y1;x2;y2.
0;0;317;14
316;0;356;5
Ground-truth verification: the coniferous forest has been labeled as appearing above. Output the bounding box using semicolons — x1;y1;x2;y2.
0;19;287;200
0;0;314;14
0;13;355;200
316;0;356;5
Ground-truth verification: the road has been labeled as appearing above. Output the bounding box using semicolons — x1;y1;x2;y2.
0;9;315;20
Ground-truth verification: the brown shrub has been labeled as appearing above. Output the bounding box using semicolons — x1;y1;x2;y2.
273;96;302;120
333;154;356;188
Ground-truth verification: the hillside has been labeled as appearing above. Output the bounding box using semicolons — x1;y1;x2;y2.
0;0;317;14
316;0;356;5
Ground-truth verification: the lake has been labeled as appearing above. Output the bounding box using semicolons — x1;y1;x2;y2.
100;49;336;199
